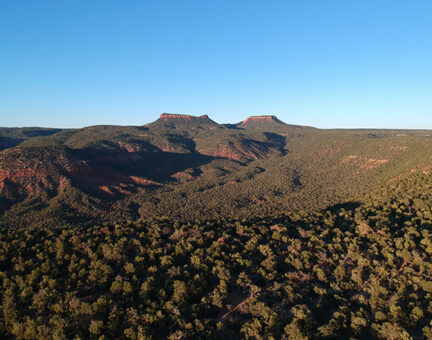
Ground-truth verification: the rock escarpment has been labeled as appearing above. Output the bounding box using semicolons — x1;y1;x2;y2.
150;113;219;129
239;115;286;128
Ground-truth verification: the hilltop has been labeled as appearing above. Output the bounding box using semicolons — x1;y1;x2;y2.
238;115;288;128
147;113;220;130
158;113;215;123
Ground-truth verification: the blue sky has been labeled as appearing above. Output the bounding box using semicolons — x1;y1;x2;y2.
1;1;432;129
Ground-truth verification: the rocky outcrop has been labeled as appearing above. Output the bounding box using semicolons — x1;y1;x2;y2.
151;114;219;128
159;113;211;121
239;115;286;128
241;115;283;124
0;146;161;204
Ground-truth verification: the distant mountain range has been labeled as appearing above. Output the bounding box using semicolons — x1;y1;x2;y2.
1;113;432;227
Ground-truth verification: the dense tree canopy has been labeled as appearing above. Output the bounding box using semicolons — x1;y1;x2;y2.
1;172;432;339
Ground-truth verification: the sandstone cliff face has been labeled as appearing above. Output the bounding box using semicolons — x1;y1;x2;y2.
241;115;282;124
239;115;286;128
151;114;218;128
0;148;74;204
0;146;160;205
159;113;211;122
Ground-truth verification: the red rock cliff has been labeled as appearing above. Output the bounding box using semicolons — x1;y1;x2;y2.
159;113;211;122
240;115;284;124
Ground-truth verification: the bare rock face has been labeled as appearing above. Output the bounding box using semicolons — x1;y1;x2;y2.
239;115;286;128
241;115;281;123
152;114;219;128
0;146;160;205
159;113;211;121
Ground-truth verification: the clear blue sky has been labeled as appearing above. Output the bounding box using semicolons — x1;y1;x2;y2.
1;1;432;129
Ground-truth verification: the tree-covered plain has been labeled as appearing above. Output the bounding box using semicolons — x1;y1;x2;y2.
2;171;432;339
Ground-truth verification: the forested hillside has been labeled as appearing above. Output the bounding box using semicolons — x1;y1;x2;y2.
0;128;63;152
2;114;432;227
1;171;432;339
1;116;432;338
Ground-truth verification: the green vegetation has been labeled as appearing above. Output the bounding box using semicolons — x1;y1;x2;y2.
2;116;432;227
0;128;63;151
1;171;432;339
2;117;432;338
